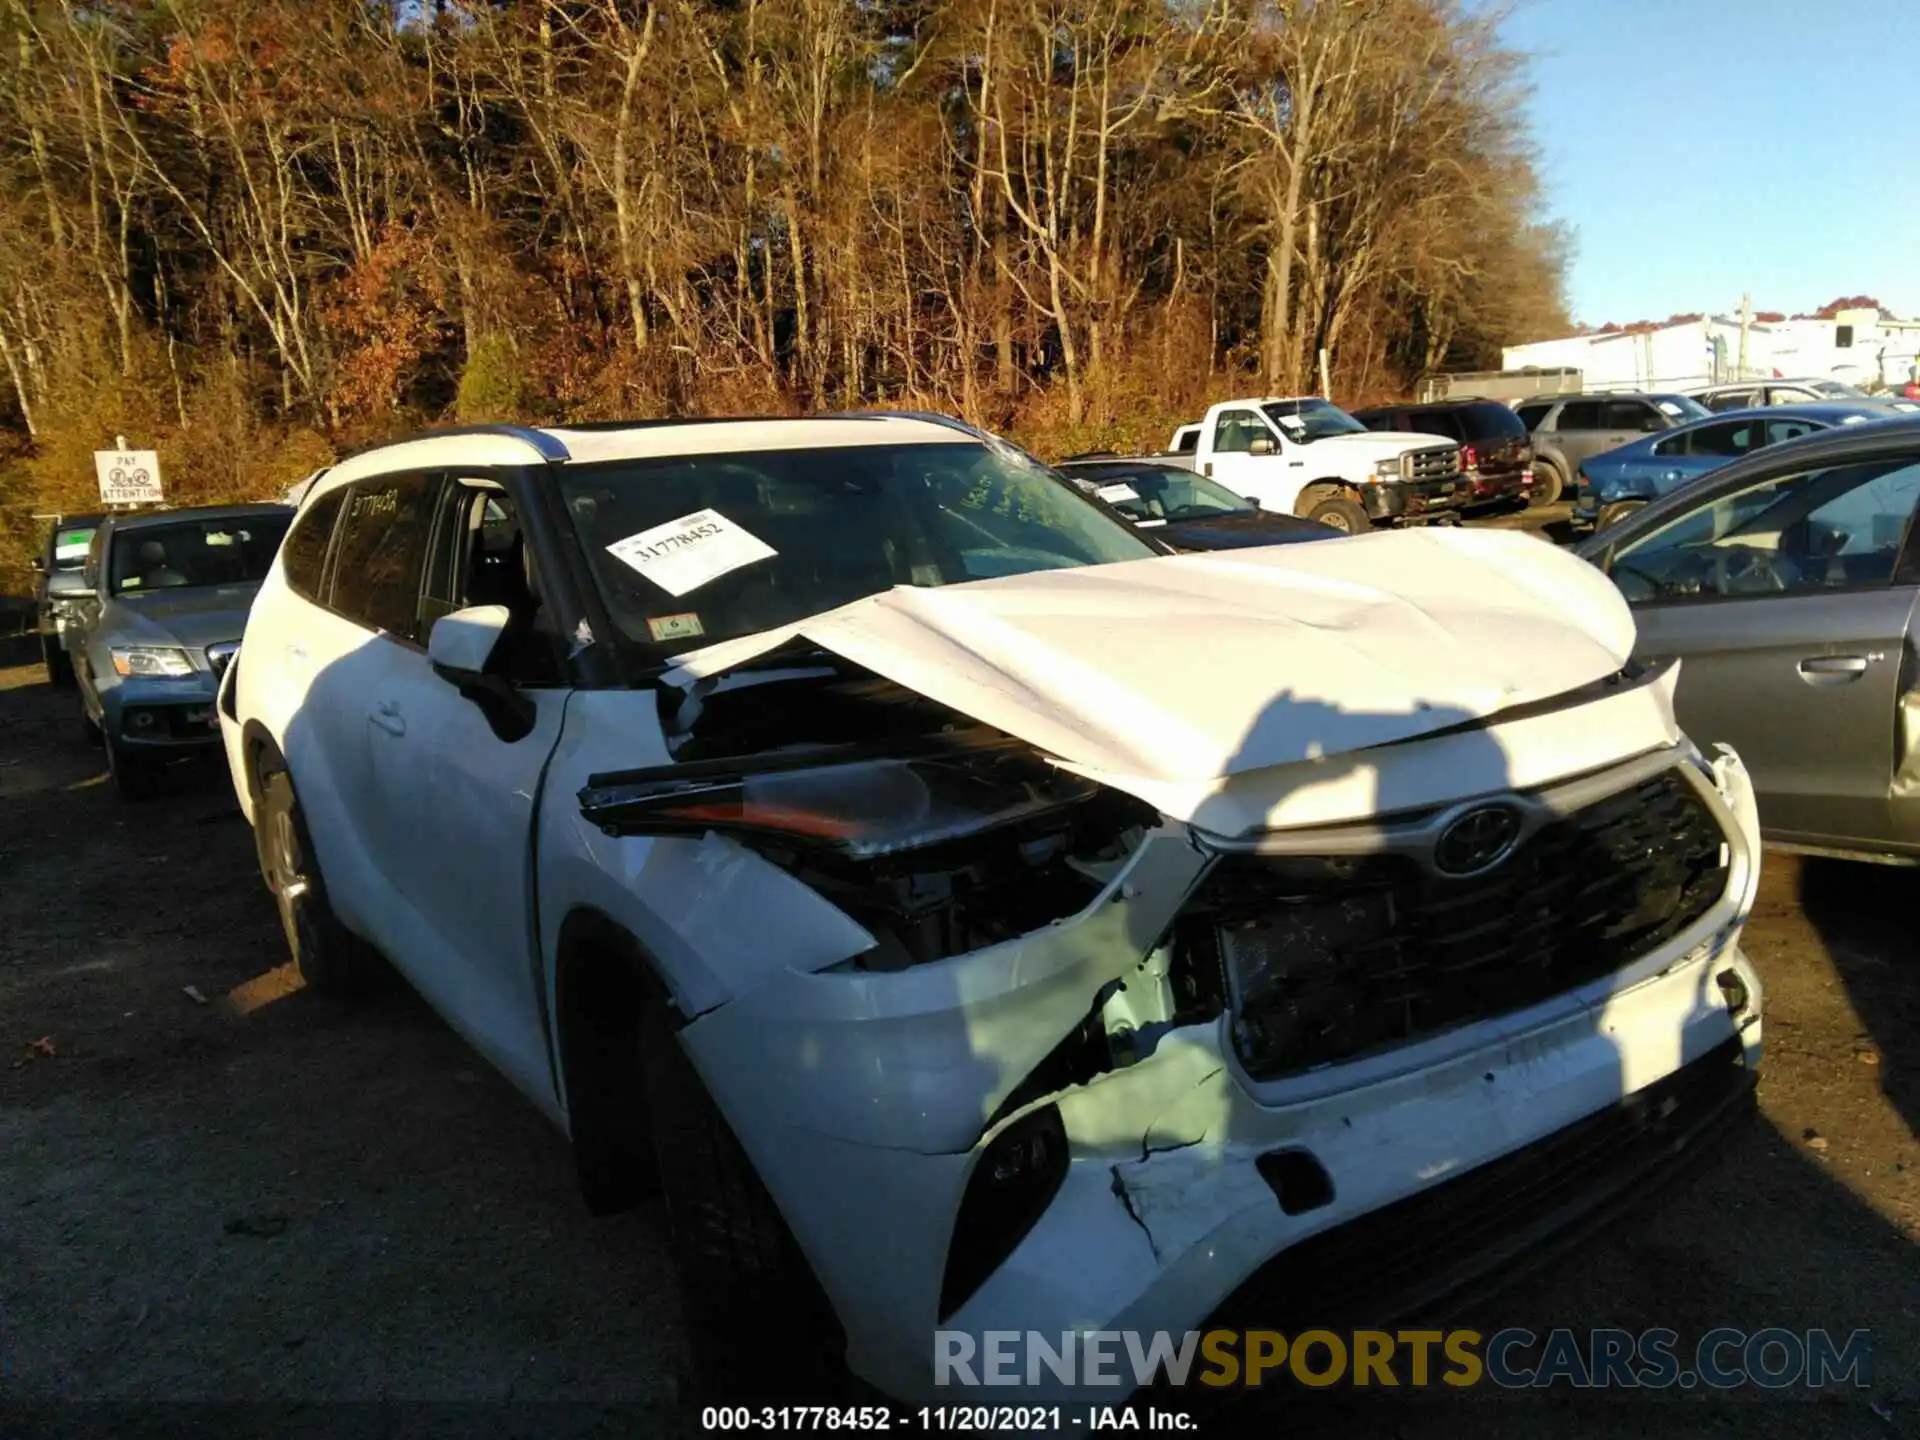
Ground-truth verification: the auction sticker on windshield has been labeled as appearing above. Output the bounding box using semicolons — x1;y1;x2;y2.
1095;483;1140;503
606;509;777;597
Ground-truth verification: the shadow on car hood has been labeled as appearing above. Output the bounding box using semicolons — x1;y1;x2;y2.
667;527;1638;796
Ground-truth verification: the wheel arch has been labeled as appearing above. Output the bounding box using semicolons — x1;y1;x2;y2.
551;905;675;1213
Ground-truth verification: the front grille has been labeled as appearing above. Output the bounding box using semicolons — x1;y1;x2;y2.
1405;445;1461;481
206;641;239;679
1176;768;1730;1080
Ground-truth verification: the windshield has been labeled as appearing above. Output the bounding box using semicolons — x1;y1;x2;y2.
51;524;97;571
109;516;291;594
1809;379;1866;399
1260;398;1369;442
1067;465;1253;523
560;440;1157;656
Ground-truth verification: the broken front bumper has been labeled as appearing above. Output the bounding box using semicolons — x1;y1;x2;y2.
677;743;1764;1405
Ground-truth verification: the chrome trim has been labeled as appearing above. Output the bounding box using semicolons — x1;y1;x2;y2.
1195;742;1683;867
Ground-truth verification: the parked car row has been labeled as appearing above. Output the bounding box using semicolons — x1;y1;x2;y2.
1572;402;1888;531
34;404;1920;1409
1687;376;1920;415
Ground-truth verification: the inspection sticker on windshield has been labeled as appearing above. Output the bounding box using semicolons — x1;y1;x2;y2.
1094;482;1140;504
646;612;705;642
605;509;776;597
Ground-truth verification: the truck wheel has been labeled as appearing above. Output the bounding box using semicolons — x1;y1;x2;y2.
41;635;75;689
254;763;383;995
105;733;162;802
1305;496;1371;534
1596;499;1647;532
641;993;851;1402
1528;461;1565;506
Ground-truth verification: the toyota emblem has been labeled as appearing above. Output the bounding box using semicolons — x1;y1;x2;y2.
1433;803;1523;877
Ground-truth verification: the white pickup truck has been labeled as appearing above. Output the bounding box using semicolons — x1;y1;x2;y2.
1159;396;1468;532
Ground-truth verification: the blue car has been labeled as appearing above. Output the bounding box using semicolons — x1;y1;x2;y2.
1572;402;1891;531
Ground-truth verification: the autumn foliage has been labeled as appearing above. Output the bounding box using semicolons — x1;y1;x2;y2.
0;0;1571;588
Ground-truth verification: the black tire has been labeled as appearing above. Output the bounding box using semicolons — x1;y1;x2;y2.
41;635;75;689
254;762;382;995
105;732;162;802
1528;460;1565;506
1303;495;1371;534
1596;499;1647;533
640;993;850;1402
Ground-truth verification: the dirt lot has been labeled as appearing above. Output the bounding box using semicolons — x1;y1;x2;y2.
1;515;1915;1435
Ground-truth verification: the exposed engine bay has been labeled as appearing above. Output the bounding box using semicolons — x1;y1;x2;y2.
584;652;1161;970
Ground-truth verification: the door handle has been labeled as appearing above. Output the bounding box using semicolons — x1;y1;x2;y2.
369;700;406;736
1797;654;1878;686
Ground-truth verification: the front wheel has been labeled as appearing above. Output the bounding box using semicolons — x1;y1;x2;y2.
41;634;75;689
1304;495;1371;534
641;993;850;1401
254;763;383;995
104;732;162;802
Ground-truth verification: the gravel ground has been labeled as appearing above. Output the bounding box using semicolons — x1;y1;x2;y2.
1;510;1914;1436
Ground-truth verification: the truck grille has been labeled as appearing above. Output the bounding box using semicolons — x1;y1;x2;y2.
1174;768;1730;1080
1405;445;1461;482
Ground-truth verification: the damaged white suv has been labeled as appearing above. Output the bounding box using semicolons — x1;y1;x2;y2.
220;414;1765;1404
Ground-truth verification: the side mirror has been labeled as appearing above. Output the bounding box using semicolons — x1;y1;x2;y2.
428;604;509;673
30;556;45;573
428;605;535;742
1245;496;1263;509
1249;434;1277;456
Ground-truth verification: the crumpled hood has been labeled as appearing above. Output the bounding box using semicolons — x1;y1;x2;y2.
669;527;1637;790
107;584;261;652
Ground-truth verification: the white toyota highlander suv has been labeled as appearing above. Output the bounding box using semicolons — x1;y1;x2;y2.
219;414;1765;1405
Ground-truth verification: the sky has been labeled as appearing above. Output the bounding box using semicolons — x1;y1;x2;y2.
1500;0;1920;327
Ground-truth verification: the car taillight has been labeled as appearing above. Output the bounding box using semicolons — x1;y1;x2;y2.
1459;444;1478;470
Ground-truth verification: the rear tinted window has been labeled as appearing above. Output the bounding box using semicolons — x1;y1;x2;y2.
1555;401;1602;430
330;476;440;642
1398;411;1462;441
1515;402;1554;430
1455;403;1527;441
1353;409;1402;432
281;489;344;603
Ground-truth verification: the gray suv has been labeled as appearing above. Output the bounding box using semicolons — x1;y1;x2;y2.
1516;393;1710;503
68;504;291;799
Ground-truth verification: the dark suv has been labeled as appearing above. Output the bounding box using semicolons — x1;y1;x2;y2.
1514;393;1709;504
31;511;105;687
1353;401;1533;509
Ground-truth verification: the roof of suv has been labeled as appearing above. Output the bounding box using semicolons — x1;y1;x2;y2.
321;414;979;493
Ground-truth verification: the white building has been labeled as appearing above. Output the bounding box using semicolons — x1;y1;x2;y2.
1503;308;1920;392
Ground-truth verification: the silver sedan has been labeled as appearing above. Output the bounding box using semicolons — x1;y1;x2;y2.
1577;415;1920;864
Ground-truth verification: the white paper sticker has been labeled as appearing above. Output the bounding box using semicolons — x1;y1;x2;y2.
1095;482;1140;504
1657;401;1682;416
605;509;777;597
1274;414;1306;432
